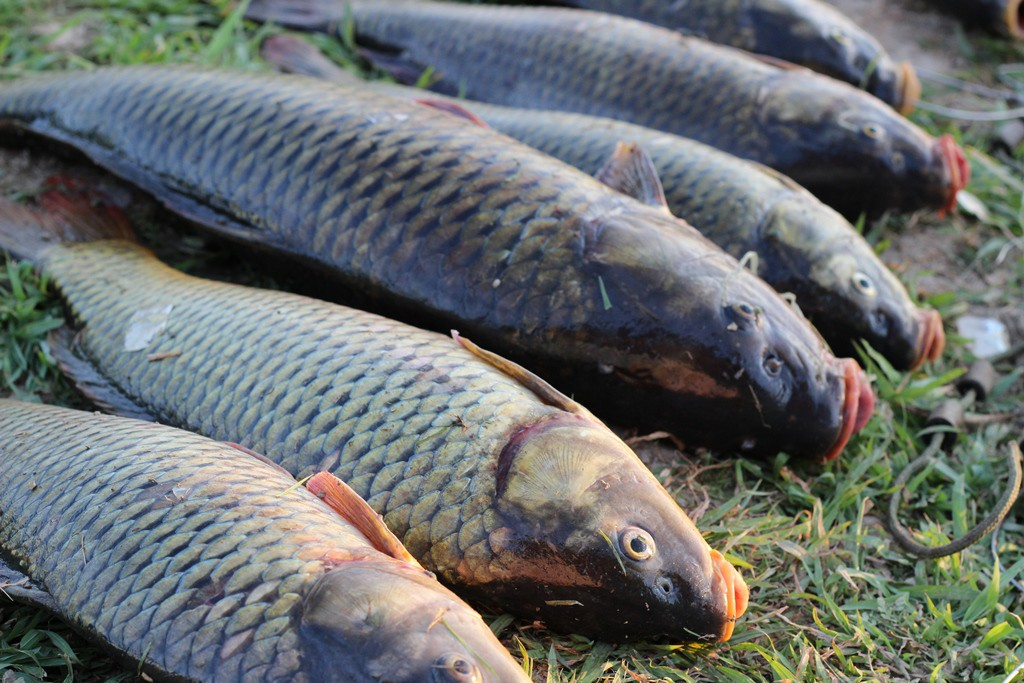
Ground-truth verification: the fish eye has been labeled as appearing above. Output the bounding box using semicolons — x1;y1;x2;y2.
619;526;656;561
731;302;757;320
862;123;884;140
763;354;783;377
851;272;877;298
433;654;481;683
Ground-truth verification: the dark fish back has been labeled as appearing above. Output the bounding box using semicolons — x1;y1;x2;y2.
0;66;864;462
350;2;769;157
545;0;914;111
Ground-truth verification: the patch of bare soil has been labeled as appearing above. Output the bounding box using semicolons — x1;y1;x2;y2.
830;0;967;74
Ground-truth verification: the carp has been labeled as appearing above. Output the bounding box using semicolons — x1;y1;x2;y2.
0;190;748;642
0;399;531;682
262;33;946;371
245;0;969;217
0;66;873;461
537;0;920;113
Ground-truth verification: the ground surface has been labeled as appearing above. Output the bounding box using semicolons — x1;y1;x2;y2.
0;1;1023;682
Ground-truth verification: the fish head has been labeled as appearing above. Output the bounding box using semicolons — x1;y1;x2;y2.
299;563;529;682
697;271;875;460
486;415;748;642
760;196;945;370
582;208;874;461
757;74;967;214
746;2;917;112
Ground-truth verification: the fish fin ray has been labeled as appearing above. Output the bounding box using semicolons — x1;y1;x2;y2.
413;99;490;128
261;34;357;84
7;119;287;252
0;198;64;261
745;160;807;193
356;44;445;89
222;442;293;477
594;142;671;213
0;554;59;613
451;330;590;416
306;472;423;568
742;50;806;71
0;178;136;260
48;327;158;421
246;0;341;28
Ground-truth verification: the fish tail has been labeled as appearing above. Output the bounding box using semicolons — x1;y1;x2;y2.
0;176;137;261
246;0;343;29
261;34;358;84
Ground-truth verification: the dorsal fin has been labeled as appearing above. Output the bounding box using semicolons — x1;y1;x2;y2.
451;331;587;415
742;50;806;72
306;472;423;568
594;142;671;213
414;99;490;128
222;441;293;477
745;159;807;193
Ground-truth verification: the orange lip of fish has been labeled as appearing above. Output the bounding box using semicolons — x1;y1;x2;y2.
821;359;875;463
911;309;946;371
1005;0;1024;39
936;134;970;216
710;549;749;642
895;61;921;116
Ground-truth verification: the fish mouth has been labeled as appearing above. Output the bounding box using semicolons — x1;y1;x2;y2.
911;309;946;370
821;359;875;463
710;549;749;642
894;61;920;115
1004;0;1023;39
936;134;970;215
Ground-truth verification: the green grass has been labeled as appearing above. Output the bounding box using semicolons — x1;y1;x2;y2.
0;1;1023;681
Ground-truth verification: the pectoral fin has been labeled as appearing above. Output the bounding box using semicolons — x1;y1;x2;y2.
48;327;157;421
0;555;59;613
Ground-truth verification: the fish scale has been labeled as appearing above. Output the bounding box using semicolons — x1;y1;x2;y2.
0;404;366;680
254;0;962;216
0;400;532;681
546;0;916;111
0;65;859;463
258;32;940;369
43;241;556;582
0;197;749;641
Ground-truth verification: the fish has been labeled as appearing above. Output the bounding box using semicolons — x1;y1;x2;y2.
262;33;946;371
536;0;920;113
0;66;873;462
0;399;531;682
0;188;749;643
924;0;1023;39
245;0;969;217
